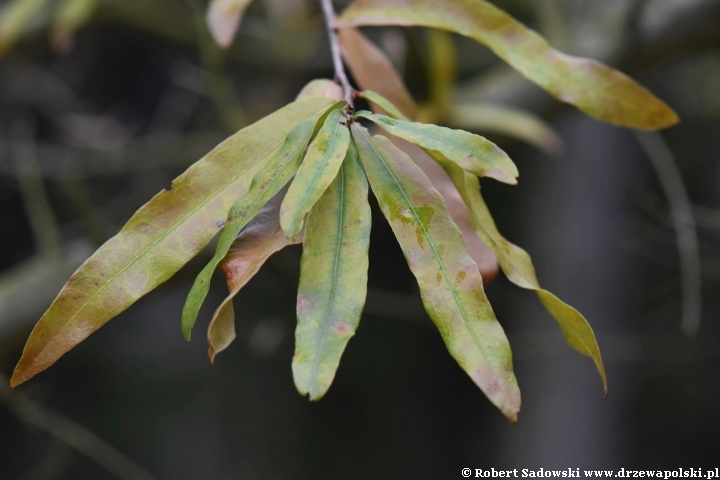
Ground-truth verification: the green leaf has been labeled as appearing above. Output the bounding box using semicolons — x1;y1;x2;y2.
208;191;300;363
444;164;607;394
339;0;679;130
206;0;254;48
10;97;335;388
280;109;351;239
357;90;410;121
182;114;322;340
449;104;563;156
338;27;418;120
354;111;518;185
293;142;371;400
0;0;51;57
352;124;520;422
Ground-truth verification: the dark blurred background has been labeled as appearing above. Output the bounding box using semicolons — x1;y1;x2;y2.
1;0;720;478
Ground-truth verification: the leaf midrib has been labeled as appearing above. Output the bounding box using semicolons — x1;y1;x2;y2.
359;129;492;365
32;135;289;362
307;164;347;393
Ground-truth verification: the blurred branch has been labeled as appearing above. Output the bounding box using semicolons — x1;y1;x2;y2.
0;371;159;480
634;131;702;337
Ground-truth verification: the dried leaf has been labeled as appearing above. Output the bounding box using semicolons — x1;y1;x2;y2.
10;97;335;387
206;0;254;49
352;124;520;422
339;0;679;129
355;111;518;185
449;104;563;156
280;109;351;239
293;143;371;400
182;114;323;340
208;191;300;363
444;164;607;393
0;0;51;57
338;27;417;119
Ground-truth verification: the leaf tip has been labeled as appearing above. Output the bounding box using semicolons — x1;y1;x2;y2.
10;369;27;388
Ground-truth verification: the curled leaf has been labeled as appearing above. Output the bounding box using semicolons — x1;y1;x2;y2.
444;164;607;394
208;191;300;363
338;27;417;119
280;109;351;239
355;111;518;185
449;104;563;157
293;143;371;400
10;97;335;387
206;0;254;49
352;124;520;422
339;0;679;129
182;114;322;340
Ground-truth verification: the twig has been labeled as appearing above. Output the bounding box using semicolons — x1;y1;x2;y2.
0;372;159;480
319;0;355;113
634;131;702;336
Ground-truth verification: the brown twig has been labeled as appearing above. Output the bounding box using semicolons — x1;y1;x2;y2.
319;0;355;114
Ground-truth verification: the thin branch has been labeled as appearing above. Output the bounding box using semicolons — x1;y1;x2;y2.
0;372;159;480
319;0;355;112
634;131;702;337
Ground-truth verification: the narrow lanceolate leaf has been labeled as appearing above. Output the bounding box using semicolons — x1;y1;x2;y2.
340;0;679;130
293;143;371;400
355;111;518;185
352;124;520;422
208;191;300;363
10;97;335;388
182;115;321;340
338;27;417;120
449;104;563;157
280;109;351;239
358;90;409;121
206;0;253;48
443;163;606;394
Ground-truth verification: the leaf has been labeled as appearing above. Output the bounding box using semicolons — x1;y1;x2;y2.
206;0;254;49
0;0;51;58
280;109;351;239
449;104;563;157
182;114;322;340
443;164;607;393
354;111;518;185
338;27;417;120
357;90;409;121
51;0;98;53
10;97;335;388
293;142;371;400
339;0;679;130
208;191;300;363
296;79;344;102
393;138;498;281
352;124;520;422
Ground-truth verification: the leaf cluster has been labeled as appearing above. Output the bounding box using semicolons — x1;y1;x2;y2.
8;0;679;422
